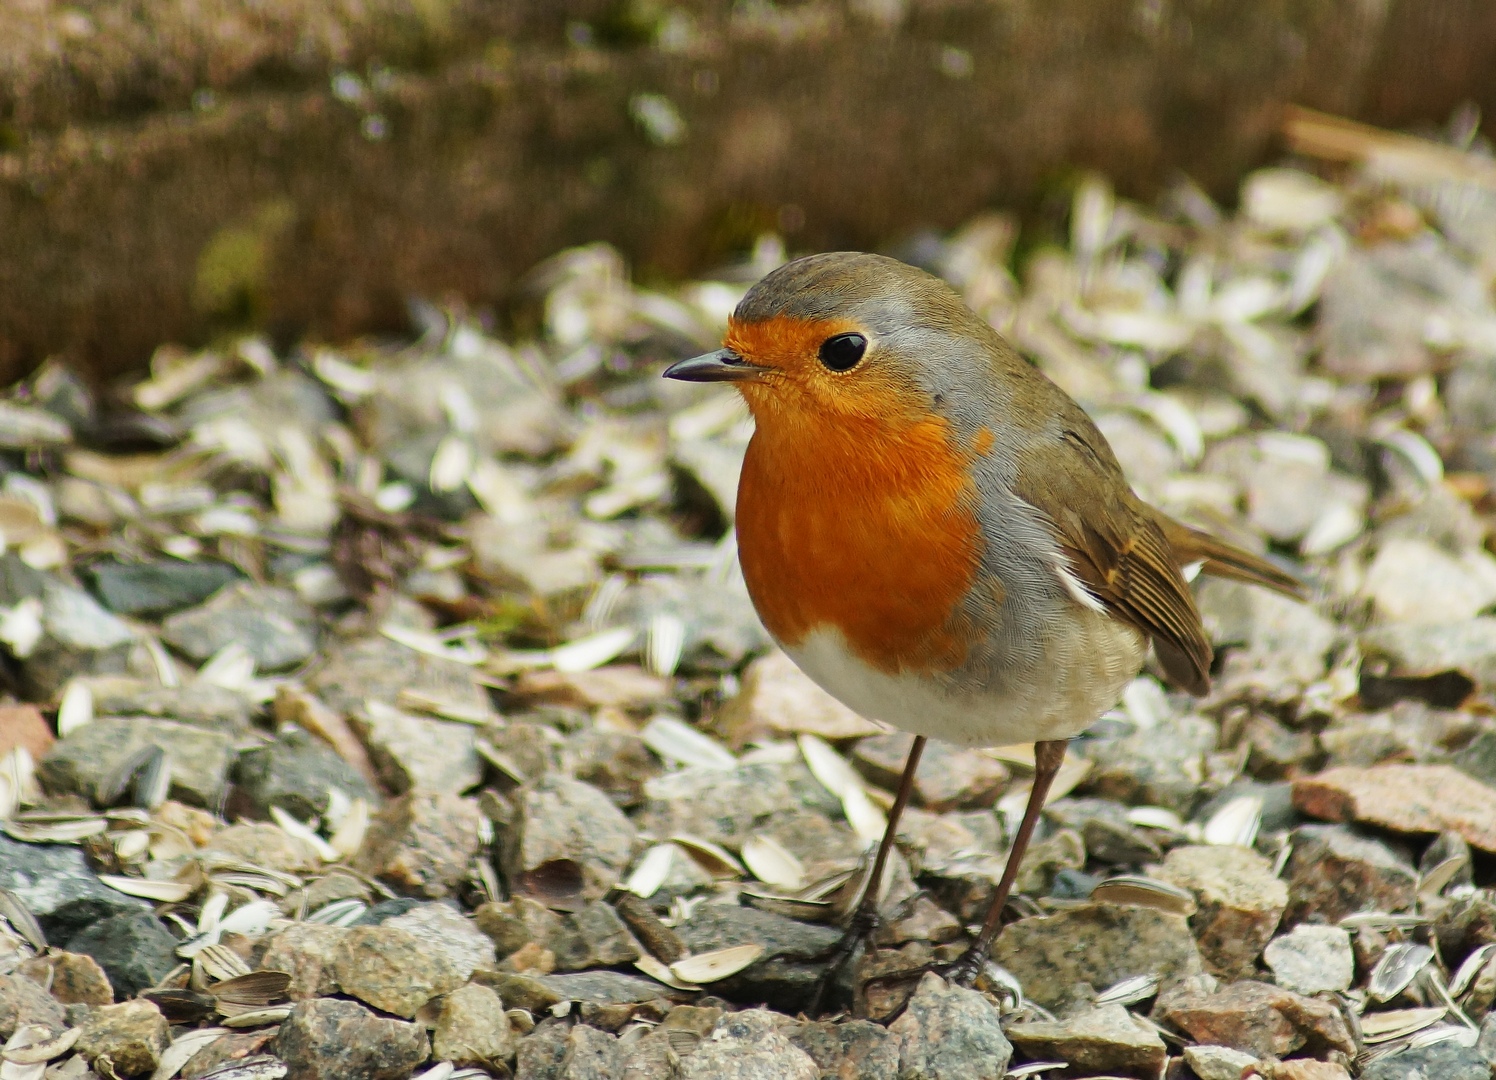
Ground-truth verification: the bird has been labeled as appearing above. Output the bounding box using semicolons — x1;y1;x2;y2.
663;250;1303;1006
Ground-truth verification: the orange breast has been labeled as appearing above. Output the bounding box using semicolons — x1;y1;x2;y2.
735;402;985;676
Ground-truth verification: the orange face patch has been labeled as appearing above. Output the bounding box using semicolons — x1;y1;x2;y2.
728;317;984;677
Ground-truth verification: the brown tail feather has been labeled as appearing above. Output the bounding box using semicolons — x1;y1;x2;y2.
1158;517;1306;600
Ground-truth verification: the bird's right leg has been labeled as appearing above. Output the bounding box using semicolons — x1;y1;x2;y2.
806;734;926;1016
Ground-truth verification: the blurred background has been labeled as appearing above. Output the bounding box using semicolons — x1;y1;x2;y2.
4;0;1496;383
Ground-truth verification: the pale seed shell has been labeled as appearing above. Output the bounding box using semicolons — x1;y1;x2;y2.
641;716;735;770
669;944;764;984
740;834;807;892
1089;876;1197;916
98;875;195;903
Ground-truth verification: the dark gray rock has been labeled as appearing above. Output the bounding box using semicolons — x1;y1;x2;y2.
552;900;642;972
23;580;136;698
541;970;675;1005
231;726;380;819
886;973;1012;1080
39;715;235;808
307;632;490;716
89;678;254;732
674;904;842;1012
83;559;241;618
501;775;637;903
161;582;318;671
66;911;179;998
0;832;150;941
272;997;429;1080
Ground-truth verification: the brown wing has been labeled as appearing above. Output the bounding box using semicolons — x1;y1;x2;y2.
1012;425;1214;696
1156;515;1306;600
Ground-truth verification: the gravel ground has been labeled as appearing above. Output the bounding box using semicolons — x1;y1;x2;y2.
4;111;1496;1079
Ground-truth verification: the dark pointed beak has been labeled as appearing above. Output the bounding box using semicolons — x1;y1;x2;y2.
662;349;766;383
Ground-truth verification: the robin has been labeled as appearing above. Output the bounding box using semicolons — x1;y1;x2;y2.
664;251;1302;1004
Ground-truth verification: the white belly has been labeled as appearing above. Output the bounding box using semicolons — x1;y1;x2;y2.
783;615;1148;748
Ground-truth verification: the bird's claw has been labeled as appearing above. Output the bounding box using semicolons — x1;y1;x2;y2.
806;907;882;1016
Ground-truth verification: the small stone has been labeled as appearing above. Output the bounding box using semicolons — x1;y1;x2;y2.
1155;978;1355;1059
23;580;136;699
230;726;381;820
514;1018;570;1078
556;1023;623;1079
470;971;563;1013
991;902;1203;1010
83;559;241;618
18;950;113;1005
787;1018;899;1080
1258;1062;1352;1080
258;922;349;999
432;983;514;1069
308;633;490;718
681;1008;817;1080
852;732;1007;811
1196;577;1339;687
716;649;882;744
674;904;842;1011
1183;1044;1260;1080
160;582;318;671
1360;618;1496;691
330;924;467;1017
617;1028;678;1080
179;1032;275;1079
552;900;641;972
75;999;170;1077
887;973;1012;1080
202;821;323;874
563;726;659;807
66;911;179;999
502;776;637;903
0;972;67;1038
385;901;497;980
1293;763;1496;853
541;970;681;1005
1283;824;1417;923
638;762;799;849
1012;827;1086;897
1005;1003;1168;1080
89;678;254;732
0;703;53;761
1361;1039;1491;1080
1155;844;1287;978
476;896;565;959
876;894;963;947
272;997;429;1080
1046;798;1164;864
1362;537;1496;624
516;665;672;711
39;715;234;808
1080;714;1218;813
354;791;484;899
1263;924;1355;994
352;704;482;796
0;833;150;941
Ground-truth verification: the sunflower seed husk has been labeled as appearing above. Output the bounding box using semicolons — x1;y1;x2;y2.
1089;876;1198;916
306;899;367;926
1369;942;1436;1002
797;734;862;800
623;844;677;899
740;833;807;892
645;613;686;677
95;745;165;808
98;875;195;903
1;1027;79;1065
219;1007;293;1029
196;943;252;982
394;688;491;725
641;716;735;770
211;971;292;1007
547;627;634;673
269;807;338;863
113;829;151;861
1202;794;1263;848
328;797;369;859
1359;1006;1447;1043
57;680;94;736
1002;1064;1071;1079
150;1027;229;1080
0;889;45;951
1419;853;1470;899
2;816;107;843
634;955;701;991
412;1063;453;1080
1095;972;1160;1007
191;1055;288;1080
669;835;744;878
1450;943;1496;998
669;944;764;985
143;990;218;1025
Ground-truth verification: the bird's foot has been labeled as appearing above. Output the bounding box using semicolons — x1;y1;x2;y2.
807;905;881;1016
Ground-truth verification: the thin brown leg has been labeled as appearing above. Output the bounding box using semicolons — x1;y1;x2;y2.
944;737;1068;985
807;735;926;1015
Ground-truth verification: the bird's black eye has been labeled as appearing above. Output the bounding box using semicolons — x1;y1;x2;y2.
818;333;867;372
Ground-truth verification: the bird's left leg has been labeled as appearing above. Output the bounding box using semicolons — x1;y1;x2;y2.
806;734;926;1015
